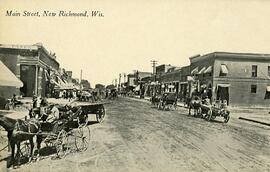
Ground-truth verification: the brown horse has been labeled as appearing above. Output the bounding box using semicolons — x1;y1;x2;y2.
0;114;41;167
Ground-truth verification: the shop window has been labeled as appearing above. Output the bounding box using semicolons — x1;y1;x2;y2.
251;65;257;77
251;85;257;93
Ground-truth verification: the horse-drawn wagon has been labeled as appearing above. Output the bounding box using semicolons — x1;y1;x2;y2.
158;92;178;110
200;100;230;123
76;102;106;123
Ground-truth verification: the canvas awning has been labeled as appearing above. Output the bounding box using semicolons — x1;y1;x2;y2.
220;64;228;74
266;86;270;92
187;76;194;81
198;67;206;74
217;83;230;88
135;85;140;91
191;67;199;75
204;66;212;74
0;61;23;88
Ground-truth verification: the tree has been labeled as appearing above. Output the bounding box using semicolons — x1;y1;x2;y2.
95;84;105;90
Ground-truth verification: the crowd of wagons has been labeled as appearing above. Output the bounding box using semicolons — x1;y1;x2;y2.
150;92;230;123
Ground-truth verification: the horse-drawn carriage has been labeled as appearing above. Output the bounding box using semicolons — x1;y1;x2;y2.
36;107;91;159
200;100;230;123
157;92;178;110
11;102;106;166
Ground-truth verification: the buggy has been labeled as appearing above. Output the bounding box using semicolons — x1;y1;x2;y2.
158;92;178;110
200;100;230;123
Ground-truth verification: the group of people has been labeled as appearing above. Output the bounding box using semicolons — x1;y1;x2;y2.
30;96;60;124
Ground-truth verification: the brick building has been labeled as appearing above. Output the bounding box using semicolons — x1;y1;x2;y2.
0;43;59;97
189;52;270;107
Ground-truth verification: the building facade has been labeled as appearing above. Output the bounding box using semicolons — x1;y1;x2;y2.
189;52;270;107
0;43;59;97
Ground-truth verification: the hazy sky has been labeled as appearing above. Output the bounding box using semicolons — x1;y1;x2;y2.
1;0;270;86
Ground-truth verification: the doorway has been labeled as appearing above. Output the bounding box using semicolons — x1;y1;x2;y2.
217;85;229;105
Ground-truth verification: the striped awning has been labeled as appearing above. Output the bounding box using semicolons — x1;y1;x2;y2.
191;67;199;75
204;66;212;74
198;67;206;74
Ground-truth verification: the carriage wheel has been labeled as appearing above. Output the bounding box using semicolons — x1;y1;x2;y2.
206;109;212;121
96;106;105;123
55;130;68;158
77;112;89;127
197;107;202;118
224;113;230;123
19;141;31;158
75;126;91;151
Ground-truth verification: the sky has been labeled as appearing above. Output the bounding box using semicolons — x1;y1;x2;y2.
1;0;270;86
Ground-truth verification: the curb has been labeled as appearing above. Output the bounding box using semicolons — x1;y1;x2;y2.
238;117;270;127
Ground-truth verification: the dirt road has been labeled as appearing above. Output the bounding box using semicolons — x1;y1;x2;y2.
3;97;270;172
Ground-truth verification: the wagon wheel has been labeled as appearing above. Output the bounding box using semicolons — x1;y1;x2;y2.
174;102;177;110
19;141;31;158
75;126;91;151
55;130;68;158
157;102;162;110
96;106;105;123
224;112;230;123
197;107;202;118
206;109;212;121
77;111;89;127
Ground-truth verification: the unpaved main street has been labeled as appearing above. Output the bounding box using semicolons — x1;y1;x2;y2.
4;97;270;172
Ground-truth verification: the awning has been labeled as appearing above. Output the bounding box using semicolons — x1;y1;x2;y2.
217;83;230;88
198;67;206;74
266;86;270;92
204;66;212;74
220;64;228;74
0;61;23;88
191;67;198;75
187;76;194;81
135;85;140;91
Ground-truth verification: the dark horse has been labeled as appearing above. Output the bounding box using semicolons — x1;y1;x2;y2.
188;96;202;117
150;94;161;108
0;114;41;167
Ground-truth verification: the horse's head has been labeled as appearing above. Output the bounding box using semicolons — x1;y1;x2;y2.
14;119;41;134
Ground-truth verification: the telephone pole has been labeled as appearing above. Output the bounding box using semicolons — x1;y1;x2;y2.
119;73;122;88
151;60;158;81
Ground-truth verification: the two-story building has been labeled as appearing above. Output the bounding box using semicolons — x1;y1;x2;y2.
189;52;270;107
0;43;60;97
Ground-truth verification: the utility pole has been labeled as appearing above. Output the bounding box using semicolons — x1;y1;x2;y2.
151;60;158;81
123;73;126;83
119;73;121;88
115;79;117;87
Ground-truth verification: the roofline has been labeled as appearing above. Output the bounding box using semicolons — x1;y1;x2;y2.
190;51;270;63
0;43;59;66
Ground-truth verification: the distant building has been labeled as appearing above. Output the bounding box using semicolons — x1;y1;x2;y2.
81;79;91;90
0;43;59;97
156;64;175;76
189;52;270;106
